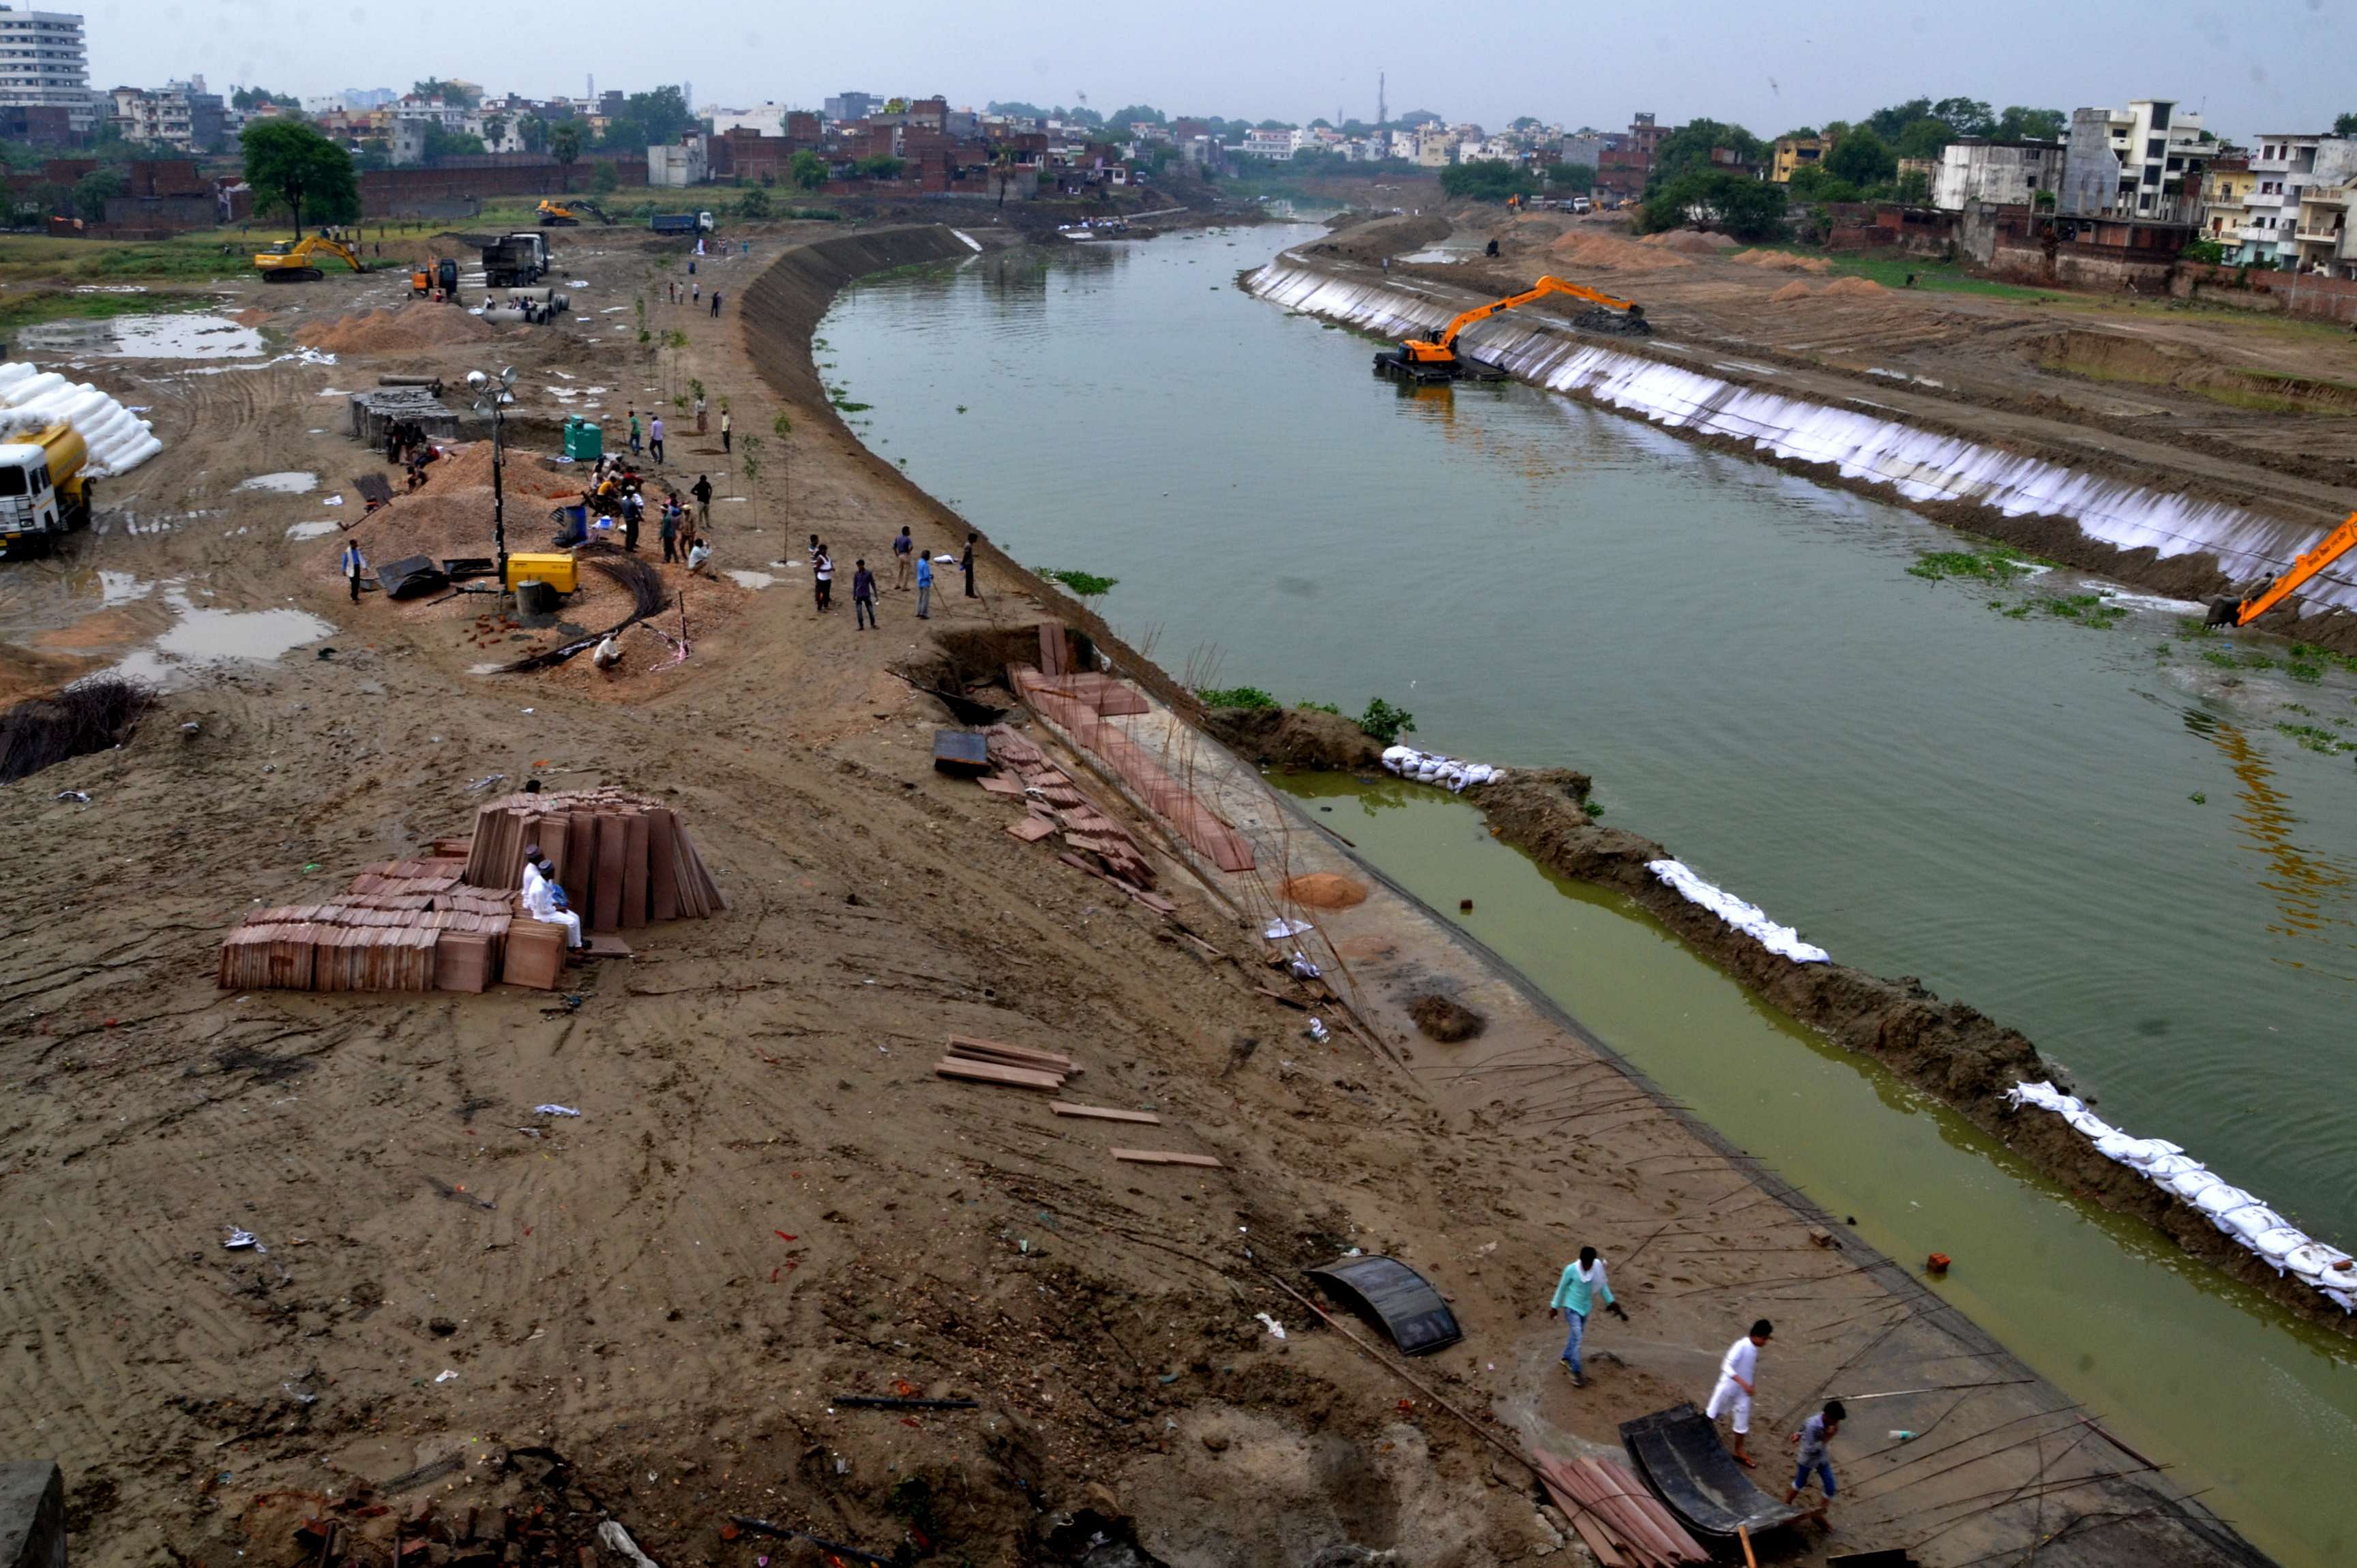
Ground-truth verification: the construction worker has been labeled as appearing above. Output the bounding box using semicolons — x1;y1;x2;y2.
914;548;933;619
341;540;368;603
1707;1320;1774;1468
692;473;713;531
720;406;732;453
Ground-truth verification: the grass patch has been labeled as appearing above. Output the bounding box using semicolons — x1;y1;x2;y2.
0;231;256;286
1910;546;2035;581
2042;593;2127;627
1198;685;1277;709
2277;722;2354;755
1037;567;1118;597
0;286;214;336
1761;246;2060;302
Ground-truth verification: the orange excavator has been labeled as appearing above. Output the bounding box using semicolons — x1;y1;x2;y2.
2206;511;2357;627
1374;274;1647;383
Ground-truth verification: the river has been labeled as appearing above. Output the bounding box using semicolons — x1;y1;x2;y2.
819;222;2357;1563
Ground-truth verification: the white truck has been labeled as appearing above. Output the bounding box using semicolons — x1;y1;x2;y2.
0;421;92;559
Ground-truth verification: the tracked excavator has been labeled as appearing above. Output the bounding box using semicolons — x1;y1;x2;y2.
253;233;365;282
535;199;614;226
1374;274;1647;383
2206;511;2357;627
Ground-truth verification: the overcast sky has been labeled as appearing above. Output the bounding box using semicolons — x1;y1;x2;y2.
87;0;2356;142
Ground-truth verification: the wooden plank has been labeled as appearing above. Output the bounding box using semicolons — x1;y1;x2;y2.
1110;1148;1223;1168
1049;1102;1161;1125
947;1034;1076;1071
592;814;624;932
934;1057;1063;1091
621;811;650;929
1005;817;1056;844
647;808;679;922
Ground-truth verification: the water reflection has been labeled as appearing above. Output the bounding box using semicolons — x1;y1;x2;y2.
2189;708;2355;943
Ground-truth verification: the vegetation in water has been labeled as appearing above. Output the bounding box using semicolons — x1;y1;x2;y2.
2189;792;2207;805
1358;698;1417;745
1910;546;2034;582
1197;685;1277;710
1583;799;1605;818
2042;594;2126;628
1037;567;1118;597
2277;723;2354;755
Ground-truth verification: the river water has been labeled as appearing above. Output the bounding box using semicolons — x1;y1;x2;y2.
820;224;2357;1562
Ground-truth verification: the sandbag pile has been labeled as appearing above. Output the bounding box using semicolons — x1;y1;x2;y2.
1646;857;1830;964
2009;1080;2356;1313
1380;745;1504;793
218;855;515;994
461;788;724;930
0;362;163;475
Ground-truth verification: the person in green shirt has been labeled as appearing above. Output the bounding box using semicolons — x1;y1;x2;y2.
1547;1245;1627;1387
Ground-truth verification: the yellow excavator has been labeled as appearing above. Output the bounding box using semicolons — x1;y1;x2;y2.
2207;511;2357;627
253;233;364;283
535;198;613;226
1374;274;1647;383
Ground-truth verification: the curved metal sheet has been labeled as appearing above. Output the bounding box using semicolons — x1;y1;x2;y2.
1305;1255;1463;1356
1619;1403;1805;1541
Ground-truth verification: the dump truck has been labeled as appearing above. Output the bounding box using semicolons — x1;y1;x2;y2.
0;422;93;560
649;211;714;235
479;232;552;289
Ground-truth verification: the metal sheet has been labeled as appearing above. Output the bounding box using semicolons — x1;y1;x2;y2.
1305;1255;1463;1355
1619;1404;1806;1541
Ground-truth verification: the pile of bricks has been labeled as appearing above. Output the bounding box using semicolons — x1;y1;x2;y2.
461;788;725;930
218;851;516;994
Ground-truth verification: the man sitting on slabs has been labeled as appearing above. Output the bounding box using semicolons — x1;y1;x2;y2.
1706;1318;1773;1466
1785;1399;1843;1515
520;846;582;952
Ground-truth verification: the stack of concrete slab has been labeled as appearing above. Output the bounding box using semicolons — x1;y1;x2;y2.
460;788;724;930
981;726;1172;910
217;853;518;994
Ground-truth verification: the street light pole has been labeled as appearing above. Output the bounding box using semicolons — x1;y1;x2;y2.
469;366;518;604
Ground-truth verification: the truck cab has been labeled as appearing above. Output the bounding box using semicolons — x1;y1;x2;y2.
0;424;90;559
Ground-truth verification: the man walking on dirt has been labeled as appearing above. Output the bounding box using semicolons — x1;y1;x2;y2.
1547;1245;1626;1387
342;540;368;603
914;550;933;619
720;407;732;453
813;544;833;612
1706;1320;1773;1468
710;289;722;319
692;474;713;531
853;558;878;630
649;415;665;466
627;409;642;456
962;532;979;597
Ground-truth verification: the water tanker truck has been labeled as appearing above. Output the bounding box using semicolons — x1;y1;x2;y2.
0;422;93;559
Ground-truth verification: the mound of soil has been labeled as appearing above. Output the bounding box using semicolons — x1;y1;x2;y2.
1200;705;1383;771
1302;213;1453;267
1823;276;1886;297
1406;992;1485;1043
1770;281;1813;303
1730;250;1832;273
1547;232;1693;272
1642;230;1738;254
299;301;499;356
1279;872;1368;910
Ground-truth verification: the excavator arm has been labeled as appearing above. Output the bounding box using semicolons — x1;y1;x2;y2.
1399;275;1643;364
2210;511;2357;627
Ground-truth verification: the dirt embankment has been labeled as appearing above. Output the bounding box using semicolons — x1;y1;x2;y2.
1296;211;1451;268
1470;769;2357;1335
1200;705;1384;771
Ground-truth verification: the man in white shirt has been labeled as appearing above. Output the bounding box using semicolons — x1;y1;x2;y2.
1706;1318;1773;1468
520;848;582;950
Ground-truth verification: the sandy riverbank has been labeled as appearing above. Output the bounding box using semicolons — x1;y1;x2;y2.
0;218;2262;1568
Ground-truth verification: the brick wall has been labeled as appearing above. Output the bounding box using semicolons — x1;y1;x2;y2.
2171;262;2357;325
357;157;647;216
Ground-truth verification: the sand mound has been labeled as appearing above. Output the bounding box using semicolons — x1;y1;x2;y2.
1770;281;1813;302
1730;250;1833;274
1644;230;1736;254
1547;232;1693;272
1279;872;1369;911
299;301;499;357
1823;276;1887;297
432;441;584;500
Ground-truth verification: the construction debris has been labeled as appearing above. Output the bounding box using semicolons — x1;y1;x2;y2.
1110;1148;1224;1168
934;1035;1079;1092
1530;1451;1710;1567
1049;1101;1162;1125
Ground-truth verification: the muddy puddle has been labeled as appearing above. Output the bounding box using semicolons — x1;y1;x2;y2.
108;582;332;685
18;312;263;360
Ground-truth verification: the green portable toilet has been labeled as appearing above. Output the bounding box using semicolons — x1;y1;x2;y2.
563;415;603;462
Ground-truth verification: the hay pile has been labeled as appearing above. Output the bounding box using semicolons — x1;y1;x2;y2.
1770;281;1813;302
1823;276;1887;297
1546;232;1693;272
299;301;499;357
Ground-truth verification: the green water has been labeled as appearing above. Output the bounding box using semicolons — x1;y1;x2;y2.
817;225;2357;1560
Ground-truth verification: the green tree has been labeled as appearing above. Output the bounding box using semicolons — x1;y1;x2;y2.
790;149;829;190
1106;104;1164;128
411;78;478;106
549;121;582;191
1438;160;1537;201
615;86;692;147
2336;111;2357;136
1894;168;1931;205
1996;106;2068;141
241;119;359;235
72;166;124;222
231;86;286;112
420;123;486;164
853;154;904;179
1647;118;1764;186
1787;166;1859;203
1549;162;1595;193
1863;98;1933;141
591;160;620;194
1637;169;1787;240
737;185;771;219
518;114;548;153
1930;97;1996;138
1894;117;1952;161
1825;128;1896;186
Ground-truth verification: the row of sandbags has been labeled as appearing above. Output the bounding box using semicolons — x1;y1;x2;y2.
1646;857;1831;964
1380;744;1504;793
0;361;162;476
2009;1080;2356;1312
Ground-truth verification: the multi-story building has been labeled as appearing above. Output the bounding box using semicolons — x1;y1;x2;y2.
1770;136;1826;182
2199;157;2255;248
822;91;874;124
2290;183;2355;277
647;134;707;189
1241;126;1299;161
2229;134;2357;269
108;77;222;152
1560;132;1610;173
2058;100;2208;222
1929;138;2064;210
0;4;91;134
711;103;790;138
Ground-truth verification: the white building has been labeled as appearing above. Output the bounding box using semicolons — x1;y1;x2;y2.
647;136;707;188
0;4;92;132
1413;130;1457;168
711;102;788;138
1930;139;2066;211
1241;126;1298;160
2059;99;2208;222
2234;134;2357;271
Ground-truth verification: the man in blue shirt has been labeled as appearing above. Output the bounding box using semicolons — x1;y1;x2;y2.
1547;1245;1627;1387
913;551;934;620
1785;1399;1844;1515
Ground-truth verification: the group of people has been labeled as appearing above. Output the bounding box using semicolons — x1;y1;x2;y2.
625;409;667;465
803;525;981;626
574;456;718;572
1550;1250;1843;1515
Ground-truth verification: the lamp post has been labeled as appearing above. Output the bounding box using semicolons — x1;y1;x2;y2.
467;366;518;601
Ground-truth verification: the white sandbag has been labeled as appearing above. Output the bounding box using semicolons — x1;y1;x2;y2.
2164;1168;2225;1204
1646;858;1831;964
2192;1184;2258;1219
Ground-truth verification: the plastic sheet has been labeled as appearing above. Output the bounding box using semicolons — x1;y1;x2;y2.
2008;1080;2352;1312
